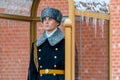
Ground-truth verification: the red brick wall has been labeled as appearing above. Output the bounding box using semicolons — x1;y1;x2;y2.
75;18;109;80
0;19;30;80
110;0;120;80
0;0;120;80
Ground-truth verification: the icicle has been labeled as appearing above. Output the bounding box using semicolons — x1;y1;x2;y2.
80;16;84;24
85;17;89;27
98;19;101;27
98;19;104;38
101;19;104;38
82;16;84;22
93;18;97;37
79;15;82;80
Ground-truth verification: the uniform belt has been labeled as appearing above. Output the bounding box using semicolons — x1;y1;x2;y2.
39;69;64;74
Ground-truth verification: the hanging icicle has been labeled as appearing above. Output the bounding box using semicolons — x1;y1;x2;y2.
93;18;97;37
85;17;90;27
98;19;101;27
80;16;84;24
79;16;82;80
98;19;105;38
101;19;105;38
74;0;108;38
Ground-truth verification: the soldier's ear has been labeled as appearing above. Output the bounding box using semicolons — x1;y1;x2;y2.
57;22;60;26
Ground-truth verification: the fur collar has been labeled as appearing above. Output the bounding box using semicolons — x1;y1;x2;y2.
36;28;64;46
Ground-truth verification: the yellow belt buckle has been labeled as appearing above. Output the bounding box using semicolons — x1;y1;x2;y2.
45;69;49;74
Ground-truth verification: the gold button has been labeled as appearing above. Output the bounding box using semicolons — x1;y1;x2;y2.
55;48;58;51
53;73;56;76
40;74;42;76
40;65;42;68
39;57;41;60
54;56;57;59
45;69;49;74
39;49;41;52
54;65;56;68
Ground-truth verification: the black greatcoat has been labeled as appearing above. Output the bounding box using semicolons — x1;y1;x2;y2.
28;28;65;80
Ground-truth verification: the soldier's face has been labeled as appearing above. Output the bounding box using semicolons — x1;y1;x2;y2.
42;17;59;34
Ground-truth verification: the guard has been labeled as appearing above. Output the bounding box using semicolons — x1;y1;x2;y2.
27;7;65;80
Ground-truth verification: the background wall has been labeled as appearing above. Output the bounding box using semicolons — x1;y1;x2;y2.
0;19;30;79
0;0;120;80
110;0;120;80
75;17;109;80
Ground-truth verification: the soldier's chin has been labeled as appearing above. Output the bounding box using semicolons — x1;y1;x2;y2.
44;27;50;29
45;28;52;31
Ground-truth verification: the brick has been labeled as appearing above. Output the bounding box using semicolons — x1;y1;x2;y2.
0;0;120;80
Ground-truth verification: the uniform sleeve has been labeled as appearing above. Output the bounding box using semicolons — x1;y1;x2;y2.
27;43;39;80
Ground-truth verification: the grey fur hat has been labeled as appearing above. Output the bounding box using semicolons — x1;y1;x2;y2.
40;7;62;24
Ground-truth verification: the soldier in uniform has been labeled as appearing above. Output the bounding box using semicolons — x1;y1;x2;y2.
27;7;65;80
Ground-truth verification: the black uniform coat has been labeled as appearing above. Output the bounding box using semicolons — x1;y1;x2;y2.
28;28;65;80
